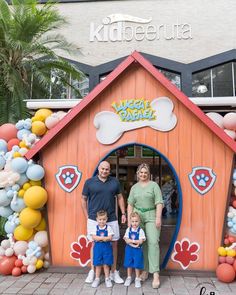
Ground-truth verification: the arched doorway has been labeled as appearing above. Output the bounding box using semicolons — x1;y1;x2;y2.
93;143;182;269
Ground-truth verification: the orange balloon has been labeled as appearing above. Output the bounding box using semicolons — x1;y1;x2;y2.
216;263;235;283
7;138;20;151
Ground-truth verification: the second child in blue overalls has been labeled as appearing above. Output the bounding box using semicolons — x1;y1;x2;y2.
123;212;146;288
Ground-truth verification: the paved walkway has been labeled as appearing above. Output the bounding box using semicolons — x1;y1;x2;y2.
0;272;236;295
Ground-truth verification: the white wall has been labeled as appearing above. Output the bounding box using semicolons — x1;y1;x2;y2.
55;0;236;65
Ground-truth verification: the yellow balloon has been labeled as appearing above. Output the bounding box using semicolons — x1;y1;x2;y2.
35;109;52;122
24;186;48;209
29;180;42;186
14;225;33;241
218;246;227;256
23;183;31;191
13;152;22;158
19;207;42;229
18;189;25;198
227;249;236;257
35;218;47;231
19;141;27;148
36;259;44;269
31;121;47;136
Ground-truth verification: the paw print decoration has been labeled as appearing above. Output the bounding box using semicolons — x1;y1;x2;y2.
70;235;92;267
55;165;82;193
188;166;216;195
171;238;200;270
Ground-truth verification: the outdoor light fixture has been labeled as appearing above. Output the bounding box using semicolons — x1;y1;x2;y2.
197;84;208;94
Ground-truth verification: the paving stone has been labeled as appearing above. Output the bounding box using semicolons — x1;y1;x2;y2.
0;281;16;293
18;282;42;294
49;289;66;294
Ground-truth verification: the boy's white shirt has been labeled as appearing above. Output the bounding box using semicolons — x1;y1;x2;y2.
89;224;114;237
124;227;146;240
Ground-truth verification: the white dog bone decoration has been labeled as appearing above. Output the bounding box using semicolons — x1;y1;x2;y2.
94;97;177;145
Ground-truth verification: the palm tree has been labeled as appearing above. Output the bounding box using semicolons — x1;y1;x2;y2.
0;0;83;124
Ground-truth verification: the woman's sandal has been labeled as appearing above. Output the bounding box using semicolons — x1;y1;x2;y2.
140;271;149;281
152;273;160;289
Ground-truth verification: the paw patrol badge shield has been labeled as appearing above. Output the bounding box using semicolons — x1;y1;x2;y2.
188;166;216;195
56;165;82;193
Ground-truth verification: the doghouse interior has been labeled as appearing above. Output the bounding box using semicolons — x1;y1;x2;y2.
106;144;179;269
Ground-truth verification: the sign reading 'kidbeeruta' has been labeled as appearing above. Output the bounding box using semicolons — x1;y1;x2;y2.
111;99;156;122
94;97;177;145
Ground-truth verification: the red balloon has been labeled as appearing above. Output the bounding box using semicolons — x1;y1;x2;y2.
21;265;27;273
229;236;236;243
0;255;17;275
216;263;235;283
233;260;236;272
0;124;17;142
218;256;226;264
7;138;20;151
12;267;22;276
225;256;235;265
232;200;236;209
15;259;23;268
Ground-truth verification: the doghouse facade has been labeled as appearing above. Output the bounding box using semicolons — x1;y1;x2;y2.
27;53;235;272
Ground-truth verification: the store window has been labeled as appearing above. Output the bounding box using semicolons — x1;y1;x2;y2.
192;62;236;97
31;69;89;99
100;69;181;90
158;69;181;90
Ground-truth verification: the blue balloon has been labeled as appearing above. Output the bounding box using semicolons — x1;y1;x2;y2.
35;251;42;258
228;221;233;227
26;164;45;181
15;120;24;130
23;121;32;130
4;221;17;234
6;190;14;199
0;155;6;170
11;157;28;173
26;249;33;256
233;224;236;231
28;241;38;250
0;206;13;218
233;216;236;223
10;197;26;212
0;139;7;153
17;173;29;186
17;129;31;140
0;190;11;206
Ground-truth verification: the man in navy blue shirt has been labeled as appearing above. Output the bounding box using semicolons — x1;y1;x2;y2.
81;161;126;284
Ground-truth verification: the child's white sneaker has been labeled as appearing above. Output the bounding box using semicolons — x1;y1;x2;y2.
135;277;142;288
105;277;113;288
85;269;95;283
91;278;100;288
124;276;132;287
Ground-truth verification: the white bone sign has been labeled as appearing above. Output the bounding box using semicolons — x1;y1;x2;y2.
94;97;177;145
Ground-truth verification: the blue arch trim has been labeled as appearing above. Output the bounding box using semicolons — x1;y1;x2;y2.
93;142;183;270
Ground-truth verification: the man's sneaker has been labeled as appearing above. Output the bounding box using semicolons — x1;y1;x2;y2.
124;276;132;287
105;277;113;288
110;270;124;284
91;278;100;288
85;269;95;283
135;278;142;288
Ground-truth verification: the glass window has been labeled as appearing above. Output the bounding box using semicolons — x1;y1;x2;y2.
71;75;89;98
212;63;233;97
192;62;235;97
192;69;211;97
234;62;236;96
158;69;181;90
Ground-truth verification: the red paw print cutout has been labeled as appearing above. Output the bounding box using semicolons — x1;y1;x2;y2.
171;238;200;269
70;235;92;267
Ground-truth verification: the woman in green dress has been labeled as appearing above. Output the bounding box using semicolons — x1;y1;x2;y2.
127;163;163;289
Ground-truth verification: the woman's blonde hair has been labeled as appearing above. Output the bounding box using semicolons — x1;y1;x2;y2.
136;163;151;180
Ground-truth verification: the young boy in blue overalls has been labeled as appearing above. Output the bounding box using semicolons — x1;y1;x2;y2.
123;212;146;288
89;210;114;288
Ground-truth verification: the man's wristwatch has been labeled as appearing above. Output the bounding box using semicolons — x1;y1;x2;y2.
121;212;126;216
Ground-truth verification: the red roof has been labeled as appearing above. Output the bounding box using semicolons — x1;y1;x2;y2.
26;51;236;159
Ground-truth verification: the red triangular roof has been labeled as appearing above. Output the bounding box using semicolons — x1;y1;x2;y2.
26;51;236;159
